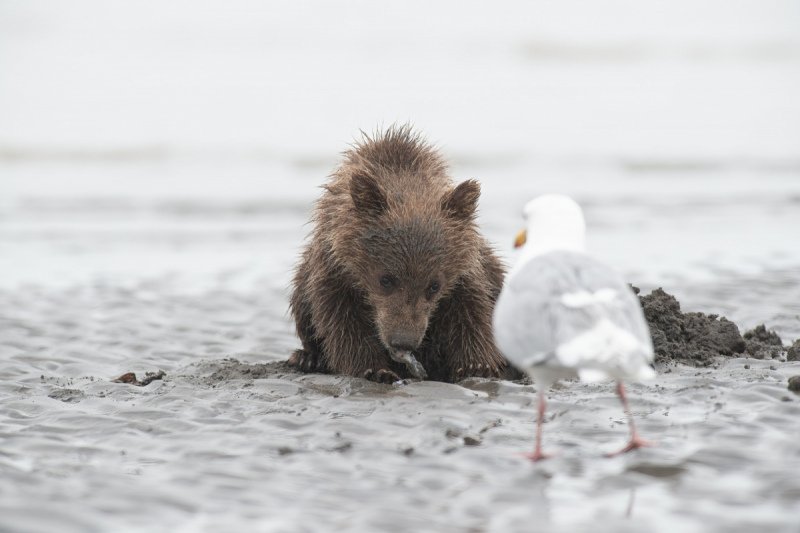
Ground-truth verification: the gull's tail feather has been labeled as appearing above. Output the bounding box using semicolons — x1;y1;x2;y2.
557;318;655;381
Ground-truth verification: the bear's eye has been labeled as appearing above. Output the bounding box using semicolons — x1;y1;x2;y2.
426;280;440;298
379;274;396;289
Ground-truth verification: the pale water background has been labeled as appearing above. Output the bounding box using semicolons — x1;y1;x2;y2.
1;1;800;532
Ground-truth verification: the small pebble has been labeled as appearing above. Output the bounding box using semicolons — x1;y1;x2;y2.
788;376;800;393
463;436;481;446
744;364;750;369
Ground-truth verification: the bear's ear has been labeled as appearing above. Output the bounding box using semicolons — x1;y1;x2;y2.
442;179;480;220
350;172;387;216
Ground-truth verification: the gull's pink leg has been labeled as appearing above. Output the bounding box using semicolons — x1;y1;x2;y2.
606;381;654;457
523;390;552;462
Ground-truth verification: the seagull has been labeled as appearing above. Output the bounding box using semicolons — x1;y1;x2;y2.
493;194;655;461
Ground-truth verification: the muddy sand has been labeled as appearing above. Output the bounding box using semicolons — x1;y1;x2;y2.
2;284;799;533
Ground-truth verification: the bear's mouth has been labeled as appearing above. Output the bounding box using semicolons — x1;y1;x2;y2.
389;350;427;380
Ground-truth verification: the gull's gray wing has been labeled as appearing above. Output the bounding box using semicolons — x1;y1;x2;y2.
493;251;654;376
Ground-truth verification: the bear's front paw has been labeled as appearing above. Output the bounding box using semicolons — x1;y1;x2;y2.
288;349;324;373
363;368;403;384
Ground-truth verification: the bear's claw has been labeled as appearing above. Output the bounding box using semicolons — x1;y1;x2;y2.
455;362;499;380
363;368;402;384
288;349;323;373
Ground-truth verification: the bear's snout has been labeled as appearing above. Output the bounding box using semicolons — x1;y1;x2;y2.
388;331;421;352
374;301;429;353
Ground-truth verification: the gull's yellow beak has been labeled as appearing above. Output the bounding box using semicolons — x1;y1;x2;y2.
514;229;527;249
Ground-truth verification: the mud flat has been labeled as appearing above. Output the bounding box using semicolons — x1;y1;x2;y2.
1;283;799;533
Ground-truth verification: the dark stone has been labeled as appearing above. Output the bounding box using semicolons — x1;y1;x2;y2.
463;435;481;446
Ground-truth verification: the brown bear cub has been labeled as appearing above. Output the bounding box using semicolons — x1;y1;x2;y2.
288;126;513;383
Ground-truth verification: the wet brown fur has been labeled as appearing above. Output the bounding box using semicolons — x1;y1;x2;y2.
288;125;512;383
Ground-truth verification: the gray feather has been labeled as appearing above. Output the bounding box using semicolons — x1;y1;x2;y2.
493;251;653;376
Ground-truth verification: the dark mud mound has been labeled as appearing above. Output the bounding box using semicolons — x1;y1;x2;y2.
636;287;789;365
788;340;800;362
743;324;784;359
637;287;746;366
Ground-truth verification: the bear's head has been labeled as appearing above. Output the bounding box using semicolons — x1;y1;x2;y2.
342;173;482;357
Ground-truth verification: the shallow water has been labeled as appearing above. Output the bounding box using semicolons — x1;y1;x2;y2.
2;1;800;531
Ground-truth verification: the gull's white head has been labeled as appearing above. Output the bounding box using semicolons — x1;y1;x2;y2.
514;194;586;256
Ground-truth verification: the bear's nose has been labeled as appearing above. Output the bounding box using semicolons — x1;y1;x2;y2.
388;333;419;352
